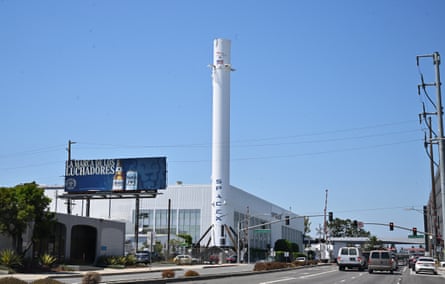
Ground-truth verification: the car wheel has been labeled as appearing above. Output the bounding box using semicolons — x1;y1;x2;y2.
368;269;373;274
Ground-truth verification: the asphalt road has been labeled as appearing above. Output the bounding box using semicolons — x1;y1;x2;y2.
166;265;445;284
2;263;444;284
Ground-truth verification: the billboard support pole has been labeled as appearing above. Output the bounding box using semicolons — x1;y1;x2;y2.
167;199;171;260
135;196;140;252
66;140;76;215
86;198;90;217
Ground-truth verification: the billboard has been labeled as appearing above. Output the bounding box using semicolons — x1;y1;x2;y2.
64;157;167;193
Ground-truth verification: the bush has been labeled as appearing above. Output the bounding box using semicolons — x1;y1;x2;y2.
161;269;175;278
184;270;200;277
125;254;136;266
0;277;27;284
253;261;290;271
40;254;57;268
81;272;101;284
0;249;22;268
32;278;64;284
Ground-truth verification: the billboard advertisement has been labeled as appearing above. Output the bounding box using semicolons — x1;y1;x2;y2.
64;157;167;193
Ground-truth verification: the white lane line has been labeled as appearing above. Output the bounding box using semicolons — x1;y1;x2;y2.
259;277;297;284
299;268;338;279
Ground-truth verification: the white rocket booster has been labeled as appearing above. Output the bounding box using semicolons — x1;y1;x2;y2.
211;38;232;247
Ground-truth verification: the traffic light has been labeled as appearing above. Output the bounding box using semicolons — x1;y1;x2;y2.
353;220;358;228
389;222;394;231
328;212;333;222
285;216;290;225
413;227;417;236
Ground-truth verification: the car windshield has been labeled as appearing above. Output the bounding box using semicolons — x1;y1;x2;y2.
418;257;433;262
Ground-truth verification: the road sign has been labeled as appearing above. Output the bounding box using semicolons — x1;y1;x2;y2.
408;235;424;239
254;229;271;233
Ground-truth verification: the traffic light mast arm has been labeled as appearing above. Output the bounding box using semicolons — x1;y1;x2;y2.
241;214;325;231
364;222;430;236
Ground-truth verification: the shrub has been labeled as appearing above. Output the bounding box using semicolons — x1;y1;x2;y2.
253;261;290;271
184;270;200;277
32;278;64;284
0;277;27;284
40;254;57;268
161;269;175;278
125;254;136;265
81;272;101;284
0;249;22;268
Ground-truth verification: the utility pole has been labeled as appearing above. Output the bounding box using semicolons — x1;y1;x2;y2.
417;52;444;255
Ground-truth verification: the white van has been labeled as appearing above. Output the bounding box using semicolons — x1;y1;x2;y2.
337;247;367;271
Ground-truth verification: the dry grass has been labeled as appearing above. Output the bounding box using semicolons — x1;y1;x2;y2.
32;279;65;284
184;270;200;277
162;269;175;278
0;277;27;284
81;272;101;284
253;261;290;271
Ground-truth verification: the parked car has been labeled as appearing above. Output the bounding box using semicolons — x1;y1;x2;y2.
368;250;394;274
295;257;307;265
337;247;366;271
226;255;237;263
209;254;220;264
173;254;193;265
415;257;437;275
135;251;151;264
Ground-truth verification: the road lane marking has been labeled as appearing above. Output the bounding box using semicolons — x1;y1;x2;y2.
259;277;297;284
299;268;337;279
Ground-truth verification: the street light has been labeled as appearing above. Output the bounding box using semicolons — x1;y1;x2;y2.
237;212;289;264
237;213;274;264
404;206;436;257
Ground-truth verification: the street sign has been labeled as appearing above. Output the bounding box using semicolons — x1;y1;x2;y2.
408;235;424;239
254;229;271;233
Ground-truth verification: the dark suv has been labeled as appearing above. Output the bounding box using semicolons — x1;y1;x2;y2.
135;251;151;264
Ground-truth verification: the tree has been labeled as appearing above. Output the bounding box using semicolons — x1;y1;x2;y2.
328;218;370;238
290;242;299;253
364;235;383;251
0;182;55;255
177;234;192;247
274;239;291;252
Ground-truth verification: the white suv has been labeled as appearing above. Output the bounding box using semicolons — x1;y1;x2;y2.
337;247;366;271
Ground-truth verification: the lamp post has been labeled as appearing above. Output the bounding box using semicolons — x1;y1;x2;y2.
237;212;281;264
405;206;435;256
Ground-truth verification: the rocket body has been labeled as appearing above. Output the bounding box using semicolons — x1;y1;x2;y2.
211;39;232;247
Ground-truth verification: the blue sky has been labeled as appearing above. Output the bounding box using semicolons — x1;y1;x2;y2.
1;0;444;239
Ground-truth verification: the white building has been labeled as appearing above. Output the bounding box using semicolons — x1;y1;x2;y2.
46;183;304;258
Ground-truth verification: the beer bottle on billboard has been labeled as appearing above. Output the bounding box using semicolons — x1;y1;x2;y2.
112;160;125;191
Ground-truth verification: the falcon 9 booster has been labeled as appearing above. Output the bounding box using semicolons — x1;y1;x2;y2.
211;38;233;247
